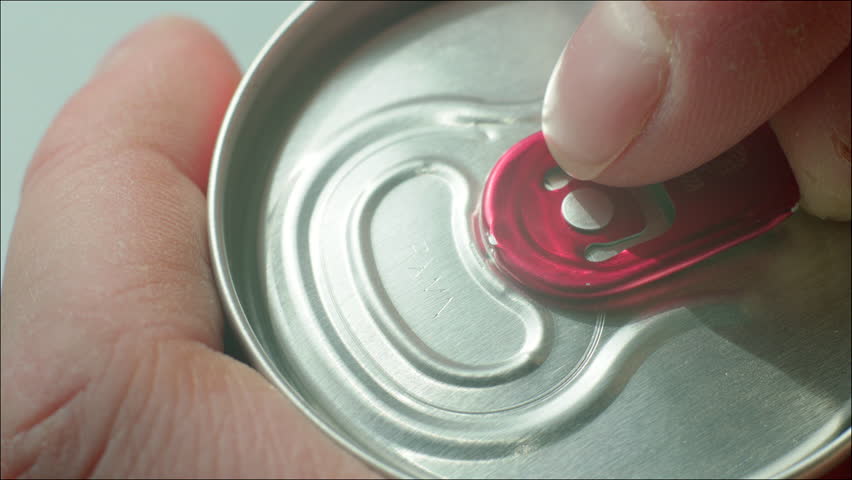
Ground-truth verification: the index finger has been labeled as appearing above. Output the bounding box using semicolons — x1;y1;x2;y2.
542;0;850;187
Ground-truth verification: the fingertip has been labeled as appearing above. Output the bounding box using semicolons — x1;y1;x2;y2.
545;1;851;189
94;14;242;192
99;15;241;76
27;14;241;193
542;1;671;181
770;47;851;222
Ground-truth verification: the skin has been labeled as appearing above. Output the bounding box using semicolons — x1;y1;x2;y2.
544;1;851;220
1;3;850;479
1;17;378;479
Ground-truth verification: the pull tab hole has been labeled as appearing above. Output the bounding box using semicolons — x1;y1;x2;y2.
584;185;676;262
542;167;571;191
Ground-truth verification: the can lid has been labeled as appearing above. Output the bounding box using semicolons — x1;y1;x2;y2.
209;3;851;478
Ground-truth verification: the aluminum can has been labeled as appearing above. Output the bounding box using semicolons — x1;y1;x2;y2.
208;2;851;478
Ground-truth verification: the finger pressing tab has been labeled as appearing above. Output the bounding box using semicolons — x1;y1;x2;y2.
542;0;671;180
543;0;851;187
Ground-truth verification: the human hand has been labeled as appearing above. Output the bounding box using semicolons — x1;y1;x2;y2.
542;1;850;221
1;18;377;479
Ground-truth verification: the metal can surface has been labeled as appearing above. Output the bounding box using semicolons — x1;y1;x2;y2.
208;2;851;478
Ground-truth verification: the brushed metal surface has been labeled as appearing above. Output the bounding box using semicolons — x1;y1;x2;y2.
209;2;851;478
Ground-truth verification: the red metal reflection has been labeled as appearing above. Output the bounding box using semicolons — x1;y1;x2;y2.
479;127;800;300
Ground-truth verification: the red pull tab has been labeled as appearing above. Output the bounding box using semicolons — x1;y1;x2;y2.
479;127;800;300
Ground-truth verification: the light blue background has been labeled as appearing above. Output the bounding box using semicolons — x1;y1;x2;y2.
1;1;302;281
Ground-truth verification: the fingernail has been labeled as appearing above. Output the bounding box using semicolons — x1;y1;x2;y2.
542;1;671;180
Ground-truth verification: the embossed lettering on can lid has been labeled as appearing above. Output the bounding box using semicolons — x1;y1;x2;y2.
208;2;851;479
